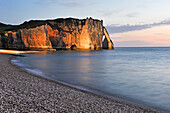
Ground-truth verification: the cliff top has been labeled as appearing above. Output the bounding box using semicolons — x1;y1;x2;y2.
0;17;102;34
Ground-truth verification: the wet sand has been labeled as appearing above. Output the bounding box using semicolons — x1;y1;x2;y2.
0;53;165;112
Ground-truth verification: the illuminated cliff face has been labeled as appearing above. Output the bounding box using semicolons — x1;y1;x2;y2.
0;18;113;50
47;18;103;50
19;25;52;49
1;25;52;50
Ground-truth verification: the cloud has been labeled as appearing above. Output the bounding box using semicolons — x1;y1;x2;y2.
100;8;125;17
135;4;147;8
106;19;170;34
60;2;81;7
35;0;81;7
101;9;123;17
114;40;157;47
101;3;147;18
125;12;138;18
102;11;113;17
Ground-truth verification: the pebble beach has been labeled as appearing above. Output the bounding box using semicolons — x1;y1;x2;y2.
0;53;165;112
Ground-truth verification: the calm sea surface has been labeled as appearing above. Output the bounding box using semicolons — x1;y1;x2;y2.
13;47;170;111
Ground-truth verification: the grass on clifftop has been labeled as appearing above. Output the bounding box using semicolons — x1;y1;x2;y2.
0;17;100;34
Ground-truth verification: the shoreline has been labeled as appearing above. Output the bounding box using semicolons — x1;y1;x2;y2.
11;57;167;112
0;53;166;112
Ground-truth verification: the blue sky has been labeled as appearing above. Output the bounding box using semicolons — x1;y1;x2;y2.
1;0;170;47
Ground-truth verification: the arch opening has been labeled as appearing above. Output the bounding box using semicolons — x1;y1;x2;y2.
70;45;77;50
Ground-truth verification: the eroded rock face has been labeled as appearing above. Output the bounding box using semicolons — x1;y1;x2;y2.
0;18;113;50
102;27;114;49
19;25;52;49
47;18;103;50
0;25;52;50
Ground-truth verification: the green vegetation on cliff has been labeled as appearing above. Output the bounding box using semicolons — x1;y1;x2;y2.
0;23;13;34
0;18;99;34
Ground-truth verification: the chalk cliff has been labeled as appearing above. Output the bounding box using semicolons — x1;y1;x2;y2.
102;27;114;49
0;18;114;50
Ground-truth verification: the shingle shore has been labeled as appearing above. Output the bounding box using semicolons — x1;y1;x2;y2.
0;54;164;112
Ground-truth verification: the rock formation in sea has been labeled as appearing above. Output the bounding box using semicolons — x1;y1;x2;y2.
0;17;114;50
102;27;114;49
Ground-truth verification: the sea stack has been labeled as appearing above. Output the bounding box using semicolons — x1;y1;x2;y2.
0;17;114;50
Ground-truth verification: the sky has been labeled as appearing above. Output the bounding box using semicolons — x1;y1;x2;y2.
1;0;170;47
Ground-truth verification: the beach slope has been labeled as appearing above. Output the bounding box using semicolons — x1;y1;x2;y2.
0;54;163;112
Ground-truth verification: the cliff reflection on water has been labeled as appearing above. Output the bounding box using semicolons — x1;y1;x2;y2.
16;47;170;111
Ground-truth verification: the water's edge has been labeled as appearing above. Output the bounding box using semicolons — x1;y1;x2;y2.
10;56;167;113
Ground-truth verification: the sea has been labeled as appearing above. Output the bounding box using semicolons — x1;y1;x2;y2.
12;47;170;111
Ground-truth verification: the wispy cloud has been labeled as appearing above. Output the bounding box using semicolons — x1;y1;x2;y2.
100;7;128;17
59;2;81;7
102;11;113;17
100;3;147;18
125;12;138;18
35;0;81;7
114;40;158;47
101;9;123;17
106;19;170;34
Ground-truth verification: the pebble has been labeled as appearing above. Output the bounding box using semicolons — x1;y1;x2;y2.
0;54;165;113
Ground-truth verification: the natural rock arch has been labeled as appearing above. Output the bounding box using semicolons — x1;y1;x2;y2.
70;44;77;50
102;27;114;49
